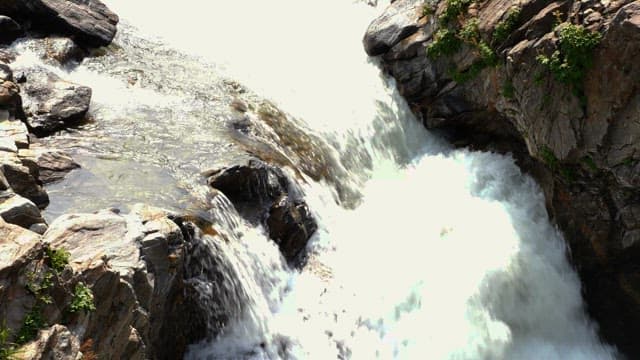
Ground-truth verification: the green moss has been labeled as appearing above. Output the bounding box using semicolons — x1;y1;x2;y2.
536;23;601;99
69;283;95;314
15;308;45;345
493;7;521;44
45;248;70;274
427;29;462;59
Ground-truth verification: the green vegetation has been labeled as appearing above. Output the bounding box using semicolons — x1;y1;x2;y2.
15;307;45;345
493;7;521;44
427;29;462;58
422;1;436;16
45;248;70;274
536;23;601;99
69;283;95;314
438;0;475;26
0;324;19;360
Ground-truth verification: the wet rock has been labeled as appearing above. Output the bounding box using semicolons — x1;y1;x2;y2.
367;0;640;356
28;222;47;235
43;37;87;65
0;191;45;229
18;148;80;184
267;195;318;261
0;16;23;45
0;80;20;107
208;158;317;265
0;0;119;48
19;67;92;136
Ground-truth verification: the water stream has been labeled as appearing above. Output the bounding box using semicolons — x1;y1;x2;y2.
13;0;619;358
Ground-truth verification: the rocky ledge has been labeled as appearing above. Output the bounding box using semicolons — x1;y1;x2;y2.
365;0;640;356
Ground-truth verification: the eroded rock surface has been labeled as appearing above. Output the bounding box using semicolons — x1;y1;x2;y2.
0;206;231;360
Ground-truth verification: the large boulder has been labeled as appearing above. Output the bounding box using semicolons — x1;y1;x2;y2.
19;67;92;136
366;0;640;356
208;158;317;265
0;0;119;48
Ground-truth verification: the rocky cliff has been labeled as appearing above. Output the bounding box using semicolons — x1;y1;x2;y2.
365;0;640;356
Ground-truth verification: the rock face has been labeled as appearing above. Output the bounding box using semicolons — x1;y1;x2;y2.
0;206;229;360
208;158;317;265
0;0;119;47
19;67;92;136
0;191;46;229
365;0;640;356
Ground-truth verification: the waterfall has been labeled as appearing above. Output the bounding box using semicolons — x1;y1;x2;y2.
20;0;618;358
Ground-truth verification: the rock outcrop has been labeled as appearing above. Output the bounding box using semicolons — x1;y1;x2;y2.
208;158;318;265
365;0;640;356
0;0;119;47
0;206;232;360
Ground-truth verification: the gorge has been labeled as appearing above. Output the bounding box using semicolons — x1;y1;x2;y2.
0;0;638;359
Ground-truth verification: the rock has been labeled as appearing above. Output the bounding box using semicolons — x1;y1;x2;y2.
366;0;640;356
0;151;48;207
208;158;290;209
363;0;426;56
18;148;80;184
43;37;86;65
0;64;13;82
266;195;318;261
0;80;20;107
19;67;92;136
0;113;29;149
28;222;48;235
0;0;119;48
0;16;23;45
208;158;317;265
0;217;43;333
0;191;45;229
17;324;81;360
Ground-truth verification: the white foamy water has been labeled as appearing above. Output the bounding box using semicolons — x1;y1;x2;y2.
22;0;618;358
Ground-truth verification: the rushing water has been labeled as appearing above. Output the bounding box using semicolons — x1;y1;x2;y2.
12;0;619;358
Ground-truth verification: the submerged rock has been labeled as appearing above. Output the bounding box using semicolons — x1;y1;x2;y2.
366;0;640;356
19;67;92;136
0;0;119;48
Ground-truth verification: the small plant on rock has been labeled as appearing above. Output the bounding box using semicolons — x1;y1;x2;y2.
536;23;601;99
493;7;521;44
69;283;96;314
15;307;46;345
0;323;19;360
427;28;462;58
45;247;70;274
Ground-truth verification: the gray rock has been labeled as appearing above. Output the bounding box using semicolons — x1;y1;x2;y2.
0;191;45;229
0;0;119;47
19;67;92;136
363;0;426;56
0;152;48;207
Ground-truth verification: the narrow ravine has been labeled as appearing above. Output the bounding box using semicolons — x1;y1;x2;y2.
11;0;619;358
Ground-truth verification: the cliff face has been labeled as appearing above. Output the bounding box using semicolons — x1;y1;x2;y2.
365;0;640;356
